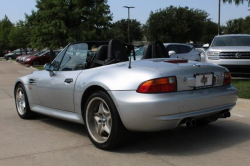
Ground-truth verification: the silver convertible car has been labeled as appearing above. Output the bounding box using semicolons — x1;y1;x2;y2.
14;40;238;150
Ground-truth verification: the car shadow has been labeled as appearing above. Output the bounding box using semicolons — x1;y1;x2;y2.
115;120;250;156
34;114;250;156
34;114;88;137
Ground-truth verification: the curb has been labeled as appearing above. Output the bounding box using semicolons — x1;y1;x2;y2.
236;98;250;110
30;66;38;71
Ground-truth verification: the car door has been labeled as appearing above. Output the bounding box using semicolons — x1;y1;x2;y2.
37;43;88;112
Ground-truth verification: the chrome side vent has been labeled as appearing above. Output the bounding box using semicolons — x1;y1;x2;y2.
29;79;38;84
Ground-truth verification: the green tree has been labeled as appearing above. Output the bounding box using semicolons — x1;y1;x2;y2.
0;15;14;55
144;6;208;43
110;19;143;43
201;20;218;44
27;0;113;60
9;20;30;53
224;18;245;34
242;16;250;33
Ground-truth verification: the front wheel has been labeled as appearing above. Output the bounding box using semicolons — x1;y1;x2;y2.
15;84;35;119
84;91;127;150
7;57;12;60
33;61;40;66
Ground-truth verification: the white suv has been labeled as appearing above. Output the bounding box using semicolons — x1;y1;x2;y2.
205;34;250;75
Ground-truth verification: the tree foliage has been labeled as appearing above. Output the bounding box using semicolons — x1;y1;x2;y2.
144;6;209;43
9;20;30;50
222;0;250;6
27;0;113;50
0;16;14;54
110;19;143;43
224;16;250;34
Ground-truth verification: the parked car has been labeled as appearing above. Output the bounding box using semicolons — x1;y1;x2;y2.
14;39;238;150
204;34;250;75
16;51;39;63
23;50;60;66
4;49;28;60
18;50;47;64
196;48;206;62
164;43;201;61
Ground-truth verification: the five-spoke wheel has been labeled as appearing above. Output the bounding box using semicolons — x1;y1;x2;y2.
84;91;127;150
16;88;26;115
86;97;112;143
15;84;35;119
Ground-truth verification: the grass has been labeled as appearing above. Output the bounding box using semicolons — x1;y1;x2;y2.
33;65;44;70
0;57;4;61
232;79;250;99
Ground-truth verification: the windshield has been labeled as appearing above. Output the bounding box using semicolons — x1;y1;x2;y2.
212;36;250;47
35;50;47;56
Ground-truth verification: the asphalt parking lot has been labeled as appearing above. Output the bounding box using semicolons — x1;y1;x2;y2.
0;61;250;166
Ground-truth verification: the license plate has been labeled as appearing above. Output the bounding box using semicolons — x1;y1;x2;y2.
195;73;213;88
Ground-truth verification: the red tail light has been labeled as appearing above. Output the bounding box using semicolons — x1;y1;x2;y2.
137;77;177;93
223;72;231;85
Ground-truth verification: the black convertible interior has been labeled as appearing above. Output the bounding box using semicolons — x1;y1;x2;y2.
55;39;169;71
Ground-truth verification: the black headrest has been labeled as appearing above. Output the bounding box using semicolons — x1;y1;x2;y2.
107;39;128;63
96;45;108;60
141;44;153;59
141;40;169;59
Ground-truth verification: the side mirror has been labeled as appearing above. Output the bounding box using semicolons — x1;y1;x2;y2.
203;44;209;48
44;63;55;76
168;51;176;56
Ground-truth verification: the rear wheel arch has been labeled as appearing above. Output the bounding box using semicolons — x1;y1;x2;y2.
81;85;110;115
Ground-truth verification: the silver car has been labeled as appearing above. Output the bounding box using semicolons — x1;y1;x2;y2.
14;39;238;150
205;34;250;75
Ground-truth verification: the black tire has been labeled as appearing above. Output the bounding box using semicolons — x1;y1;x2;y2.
33;61;40;66
15;83;35;119
83;91;128;150
7;56;12;60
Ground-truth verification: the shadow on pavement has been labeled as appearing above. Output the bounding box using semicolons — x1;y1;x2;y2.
33;114;250;156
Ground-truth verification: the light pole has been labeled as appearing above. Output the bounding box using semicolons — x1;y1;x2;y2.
218;0;221;35
123;6;135;44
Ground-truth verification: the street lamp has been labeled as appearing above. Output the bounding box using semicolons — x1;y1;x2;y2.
218;0;221;35
123;6;135;44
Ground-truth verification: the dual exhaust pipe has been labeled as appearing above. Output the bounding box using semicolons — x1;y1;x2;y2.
184;111;231;128
215;111;231;118
185;119;196;128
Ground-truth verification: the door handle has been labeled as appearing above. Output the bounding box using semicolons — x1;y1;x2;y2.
64;78;73;84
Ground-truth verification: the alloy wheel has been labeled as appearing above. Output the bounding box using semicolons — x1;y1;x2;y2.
86;97;112;143
16;88;26;115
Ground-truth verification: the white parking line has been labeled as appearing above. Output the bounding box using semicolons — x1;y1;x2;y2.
232;113;244;118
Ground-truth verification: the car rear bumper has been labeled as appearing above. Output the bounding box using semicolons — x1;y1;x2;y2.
108;85;238;131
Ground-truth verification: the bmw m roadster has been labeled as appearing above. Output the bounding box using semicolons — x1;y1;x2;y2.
14;40;238;149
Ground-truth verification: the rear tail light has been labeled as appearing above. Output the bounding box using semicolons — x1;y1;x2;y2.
223;72;231;85
137;77;177;93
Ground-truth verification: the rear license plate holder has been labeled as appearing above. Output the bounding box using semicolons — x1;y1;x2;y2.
194;73;213;89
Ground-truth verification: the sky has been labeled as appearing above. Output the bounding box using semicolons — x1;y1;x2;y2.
0;0;249;25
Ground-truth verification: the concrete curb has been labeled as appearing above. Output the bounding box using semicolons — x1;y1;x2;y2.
236;98;250;109
30;66;39;71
